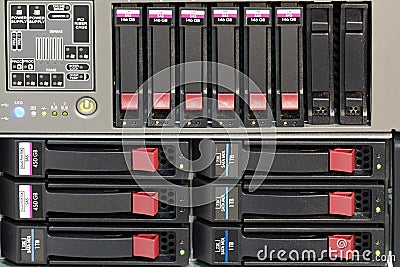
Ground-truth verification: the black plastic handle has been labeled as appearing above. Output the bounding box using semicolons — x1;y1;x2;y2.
242;193;328;216
247;150;329;173
242;236;327;259
48;236;133;258
46;150;130;171
47;191;132;214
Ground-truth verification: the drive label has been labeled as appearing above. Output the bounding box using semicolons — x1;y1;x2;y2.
115;8;141;26
245;8;271;26
18;142;42;176
19;185;32;218
18;185;43;219
180;9;206;26
215;186;239;221
20;228;45;263
214;229;239;263
276;8;303;25
18;142;32;175
213;9;239;26
148;9;174;26
215;143;239;177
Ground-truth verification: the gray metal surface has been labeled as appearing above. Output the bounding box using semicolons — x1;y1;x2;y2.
0;0;398;135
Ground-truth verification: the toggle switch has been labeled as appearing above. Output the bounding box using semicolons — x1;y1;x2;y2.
329;192;355;217
249;93;267;111
153;92;171;110
329;148;355;173
281;92;299;111
328;235;354;260
132;148;159;172
217;92;235;111
121;92;139;110
185;92;203;111
133;234;160;259
132;192;159;216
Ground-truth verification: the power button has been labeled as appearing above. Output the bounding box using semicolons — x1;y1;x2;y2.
76;97;97;116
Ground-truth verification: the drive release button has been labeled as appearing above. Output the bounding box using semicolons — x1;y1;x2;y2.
77;97;97;115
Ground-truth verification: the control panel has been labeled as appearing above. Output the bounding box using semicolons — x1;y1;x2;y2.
7;1;93;91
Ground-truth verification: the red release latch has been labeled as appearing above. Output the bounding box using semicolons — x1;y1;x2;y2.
329;148;355;173
133;234;160;259
329;192;355;217
132;148;159;172
328;235;355;260
132;192;159;216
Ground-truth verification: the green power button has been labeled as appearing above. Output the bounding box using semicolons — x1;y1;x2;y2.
77;97;97;116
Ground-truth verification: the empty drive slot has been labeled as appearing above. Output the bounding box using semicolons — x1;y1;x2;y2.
307;4;335;124
340;4;369;125
114;6;144;127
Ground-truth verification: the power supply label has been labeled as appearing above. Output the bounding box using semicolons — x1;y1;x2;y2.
215;186;239;221
18;142;42;176
180;9;206;26
18;185;43;219
212;9;239;26
215;143;239;177
148;9;174;26
276;8;303;25
10;5;28;29
115;8;141;26
245;8;271;26
28;5;46;30
214;229;239;263
19;228;45;263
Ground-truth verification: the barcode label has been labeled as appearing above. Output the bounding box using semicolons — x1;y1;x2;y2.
35;37;63;61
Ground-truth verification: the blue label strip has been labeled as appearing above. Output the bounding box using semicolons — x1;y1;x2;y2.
225;143;230;176
225;230;229;263
31;228;35;262
225;186;229;220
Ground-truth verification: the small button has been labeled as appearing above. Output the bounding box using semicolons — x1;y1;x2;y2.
76;97;97;116
132;148;159;172
153;92;170;110
185;92;203;111
329;192;355;217
329;148;355;173
13;106;26;118
217;93;235;111
133;234;160;259
328;235;354;260
249;93;267;111
281;92;299;111
132;192;158;216
121;92;139;110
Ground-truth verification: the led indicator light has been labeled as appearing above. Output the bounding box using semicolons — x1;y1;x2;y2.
179;249;185;256
41;111;47;117
13;106;25;118
52;111;58;117
62;111;68;117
